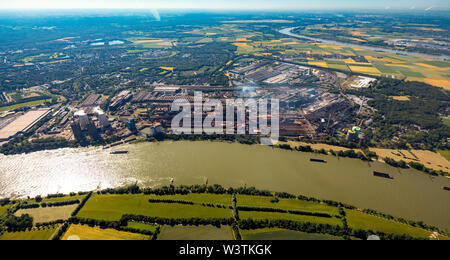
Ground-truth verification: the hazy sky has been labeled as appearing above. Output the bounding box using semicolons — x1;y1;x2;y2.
0;0;448;10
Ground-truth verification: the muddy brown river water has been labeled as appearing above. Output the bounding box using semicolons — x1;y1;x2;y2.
0;141;449;230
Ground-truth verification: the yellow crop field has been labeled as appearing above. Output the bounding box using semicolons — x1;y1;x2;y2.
415;63;448;71
390;96;410;101
347;61;372;66
344;58;356;63
160;67;174;71
236;38;247;42
233;42;250;47
423;79;450;90
370;148;450;172
62;225;150;240
308;61;328;68
349;37;367;42
349;66;381;74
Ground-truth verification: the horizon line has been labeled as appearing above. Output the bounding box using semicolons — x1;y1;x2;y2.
0;7;448;12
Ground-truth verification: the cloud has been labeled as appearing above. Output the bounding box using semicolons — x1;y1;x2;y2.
425;6;434;11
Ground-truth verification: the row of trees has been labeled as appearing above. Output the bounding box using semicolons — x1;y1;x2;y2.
71;192;92;217
42;199;80;208
120;215;234;228
3;214;33;231
238;218;421;240
236;206;332;218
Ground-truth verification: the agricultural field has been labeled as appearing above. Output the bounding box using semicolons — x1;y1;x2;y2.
127;38;175;49
370;148;450;172
265;34;450;89
345;210;433;239
147;193;232;205
0;205;10;217
126;222;159;233
439;150;450;163
0;99;51;112
15;204;78;223
238;210;342;226
281;141;363;153
158;225;233;240
76;194;232;221
61;224;150;240
0;227;58;240
241;228;343;240
236;195;339;215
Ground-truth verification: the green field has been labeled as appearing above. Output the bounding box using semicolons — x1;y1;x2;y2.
236;195;339;215
443;118;450;128
126;222;159;233
438;150;450;162
158;225;234;240
77;194;232;221
241;228;343;240
0;227;58;240
61;224;150;240
239;211;342;226
345;210;431;238
147;193;232;205
15;204;78;223
0;205;10;217
0;99;51;112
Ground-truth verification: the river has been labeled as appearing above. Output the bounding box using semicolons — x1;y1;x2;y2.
0;141;449;230
279;27;450;61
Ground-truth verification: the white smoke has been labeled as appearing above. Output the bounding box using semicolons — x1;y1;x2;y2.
151;9;161;21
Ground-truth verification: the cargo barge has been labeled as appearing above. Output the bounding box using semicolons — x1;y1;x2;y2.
310;158;327;163
373;171;393;179
110;151;129;155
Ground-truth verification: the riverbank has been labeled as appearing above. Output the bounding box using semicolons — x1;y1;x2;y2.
0;141;449;230
281;141;450;175
2;185;448;240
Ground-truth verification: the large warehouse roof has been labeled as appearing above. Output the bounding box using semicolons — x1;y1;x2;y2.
0;108;51;141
